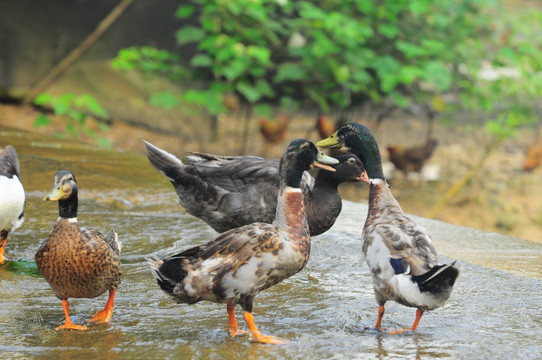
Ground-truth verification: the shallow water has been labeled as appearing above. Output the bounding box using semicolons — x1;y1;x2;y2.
1;128;541;359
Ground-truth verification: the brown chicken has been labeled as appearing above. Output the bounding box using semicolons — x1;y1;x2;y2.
259;114;289;144
314;112;351;139
523;141;542;171
386;139;438;177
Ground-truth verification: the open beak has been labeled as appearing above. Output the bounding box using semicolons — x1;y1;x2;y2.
315;131;342;149
358;170;370;183
314;150;338;172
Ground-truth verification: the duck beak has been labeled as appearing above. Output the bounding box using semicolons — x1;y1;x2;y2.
315;131;342;149
314;150;338;172
44;185;63;201
358;170;370;183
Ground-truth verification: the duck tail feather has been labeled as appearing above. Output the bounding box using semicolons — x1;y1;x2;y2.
147;255;189;295
105;228;122;254
143;140;185;182
412;262;460;294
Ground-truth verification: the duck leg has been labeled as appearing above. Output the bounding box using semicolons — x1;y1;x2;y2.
388;309;423;335
373;305;386;330
87;288;116;324
0;230;7;264
56;299;88;331
227;303;247;337
243;312;288;344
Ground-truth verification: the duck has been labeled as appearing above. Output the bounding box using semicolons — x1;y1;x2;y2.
35;170;122;331
143;141;369;236
316;123;459;334
148;139;338;344
0;145;25;264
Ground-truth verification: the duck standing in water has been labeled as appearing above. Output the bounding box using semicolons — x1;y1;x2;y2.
0;145;25;264
144;141;368;236
35;170;122;330
149;139;338;344
317;123;459;334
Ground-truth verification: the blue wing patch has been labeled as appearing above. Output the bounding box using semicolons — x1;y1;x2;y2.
390;258;405;274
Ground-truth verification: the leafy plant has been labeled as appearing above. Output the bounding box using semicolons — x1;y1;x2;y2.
113;0;498;134
33;93;113;148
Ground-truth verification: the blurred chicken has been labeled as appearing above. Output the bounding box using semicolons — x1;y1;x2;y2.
386;139;438;178
314;111;352;139
523;141;542;171
259;114;289;144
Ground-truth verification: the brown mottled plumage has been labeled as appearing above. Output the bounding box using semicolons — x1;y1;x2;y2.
317;123;458;334
35;170;122;331
149;139;338;344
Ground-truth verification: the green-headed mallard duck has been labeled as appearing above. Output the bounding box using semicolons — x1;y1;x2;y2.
35;170;122;331
317;123;459;334
144;141;368;236
0;145;25;264
149;139;338;344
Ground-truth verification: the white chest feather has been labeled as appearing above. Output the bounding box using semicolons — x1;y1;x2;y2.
0;175;25;231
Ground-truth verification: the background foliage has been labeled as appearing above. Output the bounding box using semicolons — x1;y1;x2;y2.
111;0;542;141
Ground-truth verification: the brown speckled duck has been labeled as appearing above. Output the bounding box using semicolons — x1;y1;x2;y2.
144;141;368;236
149;139;338;344
35;170;122;331
0;145;25;264
317;123;459;334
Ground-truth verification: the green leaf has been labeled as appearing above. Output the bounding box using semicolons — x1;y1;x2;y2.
246;46;271;65
190;54;213;67
274;63;307;83
34;93;54;105
396;40;426;59
279;96;299;112
175;5;195;19
34;114;50;128
176;26;206;45
255;79;275;98
236;82;261;103
378;23;399;38
150;92;180;109
222;58;248;81
253;104;272;118
389;91;408;108
422;61;452;91
409;0;430;15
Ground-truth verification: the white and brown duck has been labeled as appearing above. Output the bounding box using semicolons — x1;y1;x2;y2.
317;123;459;334
149;139;338;344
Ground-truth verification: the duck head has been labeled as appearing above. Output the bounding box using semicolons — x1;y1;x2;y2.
279;139;338;188
316;123;385;180
44;170;78;219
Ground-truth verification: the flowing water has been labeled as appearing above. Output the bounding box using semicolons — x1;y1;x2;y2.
1;128;541;359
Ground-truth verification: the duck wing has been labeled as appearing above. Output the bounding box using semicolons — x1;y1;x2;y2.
0;145;21;177
367;218;439;276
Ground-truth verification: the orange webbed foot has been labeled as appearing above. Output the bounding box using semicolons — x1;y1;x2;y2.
243;311;288;344
229;328;248;337
55;322;88;331
86;308;113;324
250;331;289;344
